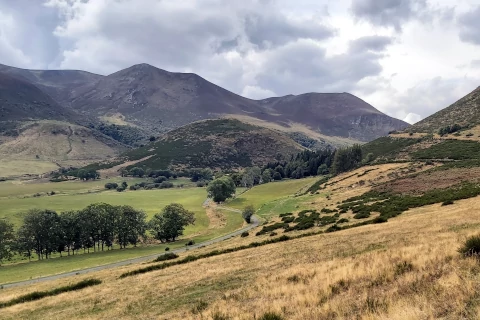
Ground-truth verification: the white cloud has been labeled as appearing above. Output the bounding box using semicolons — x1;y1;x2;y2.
404;113;422;124
0;0;478;124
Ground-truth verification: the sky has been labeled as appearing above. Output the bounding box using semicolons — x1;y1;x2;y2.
0;0;479;124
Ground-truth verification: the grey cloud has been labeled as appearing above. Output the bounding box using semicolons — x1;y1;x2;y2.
351;0;427;31
0;0;60;68
255;38;386;95
472;60;480;68
244;11;334;49
458;6;480;45
349;36;393;53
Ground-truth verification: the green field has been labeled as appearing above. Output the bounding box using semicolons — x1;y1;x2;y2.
227;177;317;217
0;177;314;284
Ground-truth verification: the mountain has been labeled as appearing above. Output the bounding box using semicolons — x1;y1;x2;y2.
0;63;102;104
0;72;80;123
93;119;304;172
0;63;407;145
410;86;480;133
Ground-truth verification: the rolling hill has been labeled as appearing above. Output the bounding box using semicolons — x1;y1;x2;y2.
93;119;304;172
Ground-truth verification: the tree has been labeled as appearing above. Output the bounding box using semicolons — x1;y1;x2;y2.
275;165;285;178
317;164;329;175
272;171;282;181
364;153;375;164
241;167;261;188
242;205;255;223
262;169;273;184
331;145;362;175
129;167;145;177
20;209;62;259
149;204;195;242
0;220;15;264
116;206;147;248
207;176;236;202
59;211;81;256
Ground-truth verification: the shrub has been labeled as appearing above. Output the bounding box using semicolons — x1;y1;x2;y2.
337;218;349;224
165;247;170;251
459;235;480;257
326;224;342;233
281;216;295;223
186;240;195;246
154;252;179;262
159;181;174;189
442;200;454;206
259;312;285;320
105;182;119;190
191;300;209;314
241;231;249;238
154;176;167;183
0;279;101;309
372;216;388;224
116;187;126;192
269;232;277;237
196;181;206;187
279;212;293;217
394;261;414;277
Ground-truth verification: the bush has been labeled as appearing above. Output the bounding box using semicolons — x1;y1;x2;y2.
442;200;454;206
459;235;480;257
154;252;179;262
372;216;388;224
116;187;126;192
196;181;206;187
186;240;195;246
241;231;249;238
259;312;284;320
154;176;167;183
159;181;174;189
281;216;295;223
105;182;119;190
0;279;101;309
269;232;277;237
337;218;349;224
165;247;170;251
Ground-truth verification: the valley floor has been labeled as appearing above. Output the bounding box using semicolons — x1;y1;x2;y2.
2;164;480;319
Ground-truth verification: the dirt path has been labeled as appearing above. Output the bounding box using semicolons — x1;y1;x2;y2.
65;126;73;155
1;203;258;289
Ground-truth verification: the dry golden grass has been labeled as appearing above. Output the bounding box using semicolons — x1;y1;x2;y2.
2;164;480;320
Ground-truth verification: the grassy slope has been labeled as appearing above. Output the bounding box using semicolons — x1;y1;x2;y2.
2;164;480;319
227;177;317;217
0;178;314;284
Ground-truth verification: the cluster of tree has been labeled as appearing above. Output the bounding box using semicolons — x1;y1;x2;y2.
51;167;100;181
331;145;363;174
95;123;146;147
105;181;128;192
129;181;174;190
183;168;213;182
0;203;195;263
438;124;462;136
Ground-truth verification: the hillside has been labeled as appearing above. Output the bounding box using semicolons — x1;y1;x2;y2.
0;121;128;177
411;86;480;133
96;119;304;172
0;63;102;104
0;72;80;124
0;63;408;147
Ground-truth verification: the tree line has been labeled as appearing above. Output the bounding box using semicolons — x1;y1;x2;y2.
0;203;195;264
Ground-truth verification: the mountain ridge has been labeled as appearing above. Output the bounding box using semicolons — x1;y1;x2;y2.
0;63;408;144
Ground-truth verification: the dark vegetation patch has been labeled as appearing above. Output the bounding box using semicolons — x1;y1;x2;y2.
305;176;330;194
0;279;101;309
361;137;421;160
153;252;179;262
95;123;147;146
459;235;480;257
412;140;480;160
338;182;480;220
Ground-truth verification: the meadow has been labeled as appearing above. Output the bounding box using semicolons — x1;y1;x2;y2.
2;175;480;319
0;177;311;284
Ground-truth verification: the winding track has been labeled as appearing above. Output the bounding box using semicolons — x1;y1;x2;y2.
1;203;258;290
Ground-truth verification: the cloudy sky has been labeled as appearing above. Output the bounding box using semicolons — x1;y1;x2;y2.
0;0;479;124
